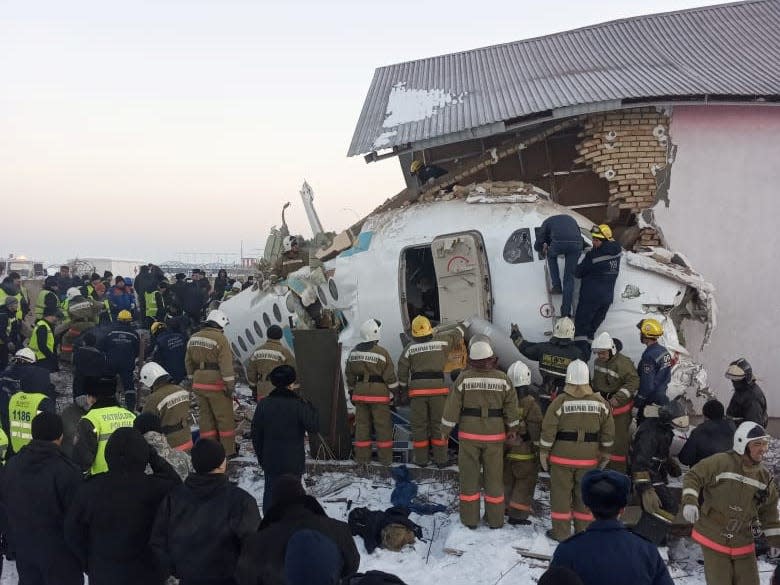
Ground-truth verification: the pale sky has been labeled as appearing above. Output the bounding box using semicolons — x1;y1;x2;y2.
1;0;728;264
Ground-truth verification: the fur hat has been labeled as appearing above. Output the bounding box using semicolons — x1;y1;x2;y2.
581;469;631;515
269;364;296;388
31;412;63;441
267;325;283;340
105;427;149;473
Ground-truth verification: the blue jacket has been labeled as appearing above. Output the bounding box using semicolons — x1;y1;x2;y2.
100;322;140;372
108;287;136;319
551;519;673;585
534;214;582;251
637;343;672;407
576;240;622;303
151;331;188;384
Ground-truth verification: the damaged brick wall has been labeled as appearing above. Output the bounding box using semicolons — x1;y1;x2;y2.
574;107;673;248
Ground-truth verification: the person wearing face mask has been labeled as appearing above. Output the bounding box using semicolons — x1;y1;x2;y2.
724;358;768;428
682;422;780;585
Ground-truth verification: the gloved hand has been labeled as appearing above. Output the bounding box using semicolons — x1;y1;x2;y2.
667;457;682;478
510;324;523;343
641;488;662;515
539;451;549;472
683;504;699;524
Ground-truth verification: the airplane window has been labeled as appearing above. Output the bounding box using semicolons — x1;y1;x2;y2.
254;321;263;338
273;303;282;322
328;278;339;300
317;286;328;306
237;336;248;352
263;313;272;328
503;228;534;264
285;295;297;313
231;342;241;356
245;328;255;345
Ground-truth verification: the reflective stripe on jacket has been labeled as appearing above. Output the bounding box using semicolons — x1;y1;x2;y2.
82;406;136;475
8;392;47;453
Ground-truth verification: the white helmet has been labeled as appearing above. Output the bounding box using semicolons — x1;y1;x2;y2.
733;421;771;455
282;236;298;253
507;361;531;387
206;309;229;329
469;340;494;360
359;318;382;342
565;359;590;385
232;281;242;290
140;362;169;388
553;317;575;340
14;348;36;363
66;287;82;300
591;332;616;354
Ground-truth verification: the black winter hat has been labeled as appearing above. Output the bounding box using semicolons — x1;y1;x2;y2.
134;412;162;435
31;412;63;441
269;365;296;388
85;376;117;397
271;474;306;508
191;438;225;474
267;325;283;340
581;469;631;514
90;273;101;282
43;305;59;317
703;399;725;420
105;427;149;473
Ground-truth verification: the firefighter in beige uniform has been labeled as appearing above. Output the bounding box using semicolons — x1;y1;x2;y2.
397;315;464;467
504;361;543;524
270;236;308;281
246;325;296;401
140;361;193;451
682;422;780;585
540;359;614;541
185;310;237;456
590;332;639;473
442;341;519;528
345;319;398;465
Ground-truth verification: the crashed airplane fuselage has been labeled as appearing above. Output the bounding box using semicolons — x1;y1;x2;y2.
221;184;714;402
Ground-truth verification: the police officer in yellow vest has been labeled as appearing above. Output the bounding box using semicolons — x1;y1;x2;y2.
4;350;56;457
0;273;28;322
28;306;59;372
34;276;61;320
72;376;136;475
144;282;166;328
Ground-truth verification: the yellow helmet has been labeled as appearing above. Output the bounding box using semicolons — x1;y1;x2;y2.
591;224;613;240
150;321;166;335
118;310;133;322
410;160;423;174
411;315;433;337
637;318;663;338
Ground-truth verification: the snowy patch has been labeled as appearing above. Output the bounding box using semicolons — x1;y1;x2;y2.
381;82;465;129
373;130;398;150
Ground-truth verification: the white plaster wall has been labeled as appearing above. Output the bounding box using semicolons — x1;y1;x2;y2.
656;105;780;415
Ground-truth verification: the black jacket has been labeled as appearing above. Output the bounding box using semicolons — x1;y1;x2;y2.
72;344;111;399
678;418;735;467
252;388;319;476
515;337;586;389
575;240;622;303
151;472;261;585
33;319;59;371
630;418;673;487
2;441;82;573
726;381;768;427
65;448;180;585
100;322;140;371
151;330;188;384
0;307;21;349
534;214;582;250
235;494;359;585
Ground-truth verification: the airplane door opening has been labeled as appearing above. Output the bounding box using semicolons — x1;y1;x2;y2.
400;231;492;331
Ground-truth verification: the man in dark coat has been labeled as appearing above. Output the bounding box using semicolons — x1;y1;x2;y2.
99;311;140;411
251;365;319;512
65;427;180;585
235;475;359;585
678;399;735;467
151;439;261;585
534;214;583;317
149;321;188;384
2;412;83;585
551;468;673;585
724;358;768;427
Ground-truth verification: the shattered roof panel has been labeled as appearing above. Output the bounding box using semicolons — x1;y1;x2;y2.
349;0;780;156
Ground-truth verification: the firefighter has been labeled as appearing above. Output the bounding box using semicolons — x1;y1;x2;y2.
630;399;688;543
222;280;242;302
271;236;308;282
72;376;136;475
397;315;464;467
185;309;237;456
246;324;296;401
345;318;398;466
34;275;61;321
724;358;768;427
442;341;519;529
28;306;60;371
590;332;639;472
635;318;672;418
682;422;780;585
100;309;140;411
510;316;586;412
140;362;193;451
573;224;622;348
540;359;614;541
4;350;57;457
503;360;543;525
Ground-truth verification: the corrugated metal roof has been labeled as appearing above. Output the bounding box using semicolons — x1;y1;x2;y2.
348;0;780;156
